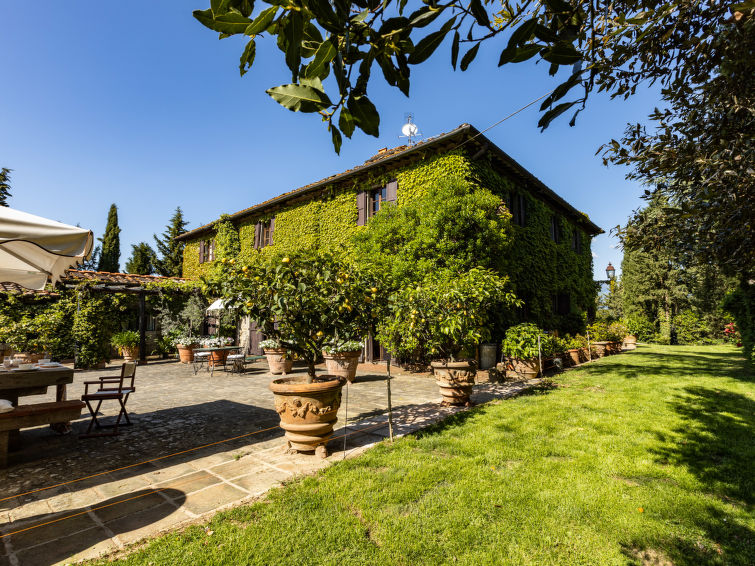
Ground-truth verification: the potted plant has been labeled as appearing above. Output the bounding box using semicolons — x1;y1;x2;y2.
200;335;233;364
378;268;521;406
587;321;610;357
322;339;363;383
501;323;551;379
260;338;293;375
622;315;650;350
173;334;200;363
209;252;384;457
564;334;587;365
111;330;140;362
606;321;628;354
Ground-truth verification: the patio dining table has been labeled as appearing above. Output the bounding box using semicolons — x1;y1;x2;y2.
0;365;75;445
192;346;242;376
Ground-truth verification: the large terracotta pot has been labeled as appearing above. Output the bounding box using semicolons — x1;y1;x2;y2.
270;375;345;458
506;358;541;380
210;350;229;365
593;341;609;357
322;350;361;383
609;341;622;354
265;348;293;375
121;346;139;362
623;335;637;350
431;360;477;406
177;344;198;363
567;349;580;366
579;347;590;362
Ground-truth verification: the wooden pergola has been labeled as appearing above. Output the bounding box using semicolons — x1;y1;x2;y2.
60;270;194;364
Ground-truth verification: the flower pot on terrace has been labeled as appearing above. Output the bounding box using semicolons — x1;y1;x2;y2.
270;375;345;458
121;346;139;362
210;350;229;365
506;357;541;380
322;350;361;383
567;349;580;366
593;341;609;357
264;348;293;375
431;360;477;406
623;335;637;350
176;344;198;363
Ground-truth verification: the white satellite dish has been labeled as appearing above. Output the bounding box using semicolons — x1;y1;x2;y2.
401;122;419;137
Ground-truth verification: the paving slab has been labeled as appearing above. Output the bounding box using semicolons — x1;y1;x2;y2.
0;359;538;565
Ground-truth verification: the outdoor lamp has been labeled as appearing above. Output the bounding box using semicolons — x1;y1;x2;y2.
605;262;616;280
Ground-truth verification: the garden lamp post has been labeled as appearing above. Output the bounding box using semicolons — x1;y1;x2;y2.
605;263;616;281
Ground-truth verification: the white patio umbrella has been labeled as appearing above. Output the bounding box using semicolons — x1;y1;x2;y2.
206;298;226;314
0;206;93;290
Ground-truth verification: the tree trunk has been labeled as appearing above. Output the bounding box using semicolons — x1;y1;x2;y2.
306;362;316;384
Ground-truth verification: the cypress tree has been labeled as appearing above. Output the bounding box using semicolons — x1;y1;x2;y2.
0;168;12;207
153;207;189;277
125;242;157;275
97;204;121;272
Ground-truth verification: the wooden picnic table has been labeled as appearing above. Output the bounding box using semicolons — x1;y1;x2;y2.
0;365;75;448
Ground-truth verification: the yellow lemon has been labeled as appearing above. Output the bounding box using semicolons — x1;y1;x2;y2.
282;257;290;263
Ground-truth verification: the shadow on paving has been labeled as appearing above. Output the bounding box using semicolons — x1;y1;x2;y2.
0;489;186;566
0;400;282;500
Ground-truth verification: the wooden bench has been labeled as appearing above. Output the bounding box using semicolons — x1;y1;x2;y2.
0;400;85;467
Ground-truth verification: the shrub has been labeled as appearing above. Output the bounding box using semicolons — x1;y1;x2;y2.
722;283;754;364
606;321;629;342
322;340;363;354
377;267;520;362
110;330;139;350
672;310;713;345
587;321;609;342
623;314;654;342
501;323;551;360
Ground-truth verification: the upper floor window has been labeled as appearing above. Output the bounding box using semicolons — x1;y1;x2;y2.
357;180;398;226
571;229;582;253
511;194;526;226
550;215;562;243
254;217;275;249
199;239;215;264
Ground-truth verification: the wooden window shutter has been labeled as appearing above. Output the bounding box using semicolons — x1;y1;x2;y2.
199;240;205;263
357;191;368;226
269;217;275;245
254;222;262;249
385;180;398;203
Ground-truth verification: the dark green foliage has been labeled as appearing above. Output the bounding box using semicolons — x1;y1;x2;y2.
81;245;101;271
153;207;189;277
672;311;713;346
125;242;157;275
97;204;121;273
0;167;12;207
723;281;755;364
353;176;512;285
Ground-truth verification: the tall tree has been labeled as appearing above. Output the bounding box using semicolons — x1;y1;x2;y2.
97;204;121;273
80;245;101;271
153;207;189;277
0;168;12;207
125;242;157;275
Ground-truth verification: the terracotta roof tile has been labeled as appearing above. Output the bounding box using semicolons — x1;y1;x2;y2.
62;270;189;285
0;282;59;297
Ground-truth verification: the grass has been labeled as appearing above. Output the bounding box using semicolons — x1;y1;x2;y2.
98;344;754;565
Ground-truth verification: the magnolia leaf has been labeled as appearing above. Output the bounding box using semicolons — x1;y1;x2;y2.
451;30;460;70
245;6;278;36
348;95;380;137
339;107;356;138
469;0;490;28
408;17;455;64
460;43;480;71
239;39;256;76
193;9;252;35
266;83;333;113
305;38;337;79
331;125;343;154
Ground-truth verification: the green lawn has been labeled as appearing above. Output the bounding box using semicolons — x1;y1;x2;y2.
100;345;754;565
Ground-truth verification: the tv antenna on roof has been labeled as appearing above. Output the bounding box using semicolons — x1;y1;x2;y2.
399;114;421;145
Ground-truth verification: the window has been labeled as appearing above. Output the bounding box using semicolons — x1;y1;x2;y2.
571;229;582;253
511;194;526;226
550;215;561;243
199;239;215;263
369;186;388;217
254;217;275;249
552;293;571;316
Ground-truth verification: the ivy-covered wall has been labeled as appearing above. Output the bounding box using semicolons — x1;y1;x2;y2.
182;149;596;332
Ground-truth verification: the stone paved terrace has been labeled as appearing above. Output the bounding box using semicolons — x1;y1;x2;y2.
0;359;538;566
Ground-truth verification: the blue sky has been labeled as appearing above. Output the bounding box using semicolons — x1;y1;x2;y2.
1;1;661;279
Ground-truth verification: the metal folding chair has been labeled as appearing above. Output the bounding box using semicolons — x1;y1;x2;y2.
192;351;210;375
80;362;136;438
226;353;245;374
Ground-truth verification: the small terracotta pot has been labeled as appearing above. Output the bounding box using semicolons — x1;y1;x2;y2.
431;360;476;406
270;375;345;457
121;346;139;362
593;341;609;357
567;349;580;366
506;358;541;380
177;344;197;363
322;350;361;383
265;348;293;375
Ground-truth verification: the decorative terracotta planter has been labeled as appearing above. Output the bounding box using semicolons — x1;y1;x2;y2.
265;348;293;375
210;350;229;365
593;341;609;357
506;358;541;380
579;347;590;362
121;346;139;362
270;375;345;457
609;341;622;354
177;344;198;363
431;360;477;406
567;349;580;366
322;350;361;383
623;335;637;350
